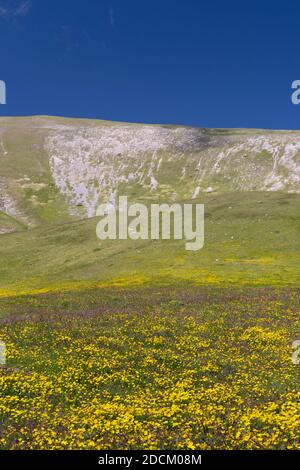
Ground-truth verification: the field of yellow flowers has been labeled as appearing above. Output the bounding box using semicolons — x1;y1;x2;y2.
0;286;300;450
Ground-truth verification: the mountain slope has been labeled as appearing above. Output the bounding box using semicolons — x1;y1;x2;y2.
0;116;300;232
0;191;299;295
1;116;300;294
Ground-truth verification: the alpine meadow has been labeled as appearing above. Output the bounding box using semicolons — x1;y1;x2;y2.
0;115;300;450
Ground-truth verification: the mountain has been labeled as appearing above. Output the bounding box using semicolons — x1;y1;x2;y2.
1;116;300;230
0;116;300;294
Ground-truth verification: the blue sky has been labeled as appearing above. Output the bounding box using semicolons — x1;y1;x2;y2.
0;0;300;129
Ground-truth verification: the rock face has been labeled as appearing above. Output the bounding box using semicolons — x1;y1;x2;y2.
1;116;300;231
45;124;210;217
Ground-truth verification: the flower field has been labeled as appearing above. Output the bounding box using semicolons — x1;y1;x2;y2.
0;286;300;450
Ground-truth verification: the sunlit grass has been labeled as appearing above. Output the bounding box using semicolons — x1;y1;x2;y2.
1;286;300;449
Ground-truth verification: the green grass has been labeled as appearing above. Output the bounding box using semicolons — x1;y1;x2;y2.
0;192;299;294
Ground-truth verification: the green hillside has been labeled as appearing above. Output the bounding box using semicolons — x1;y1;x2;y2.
1;117;300;450
1;116;300;229
0;191;299;296
0;117;300;294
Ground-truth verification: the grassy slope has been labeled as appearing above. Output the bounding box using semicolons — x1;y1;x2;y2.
1;116;300;231
0;191;299;296
1;286;300;449
1;118;300;450
0;119;71;228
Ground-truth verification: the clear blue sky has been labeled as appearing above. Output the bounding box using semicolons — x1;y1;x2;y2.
0;0;300;129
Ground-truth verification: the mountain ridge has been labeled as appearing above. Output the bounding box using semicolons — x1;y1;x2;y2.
1;116;300;233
